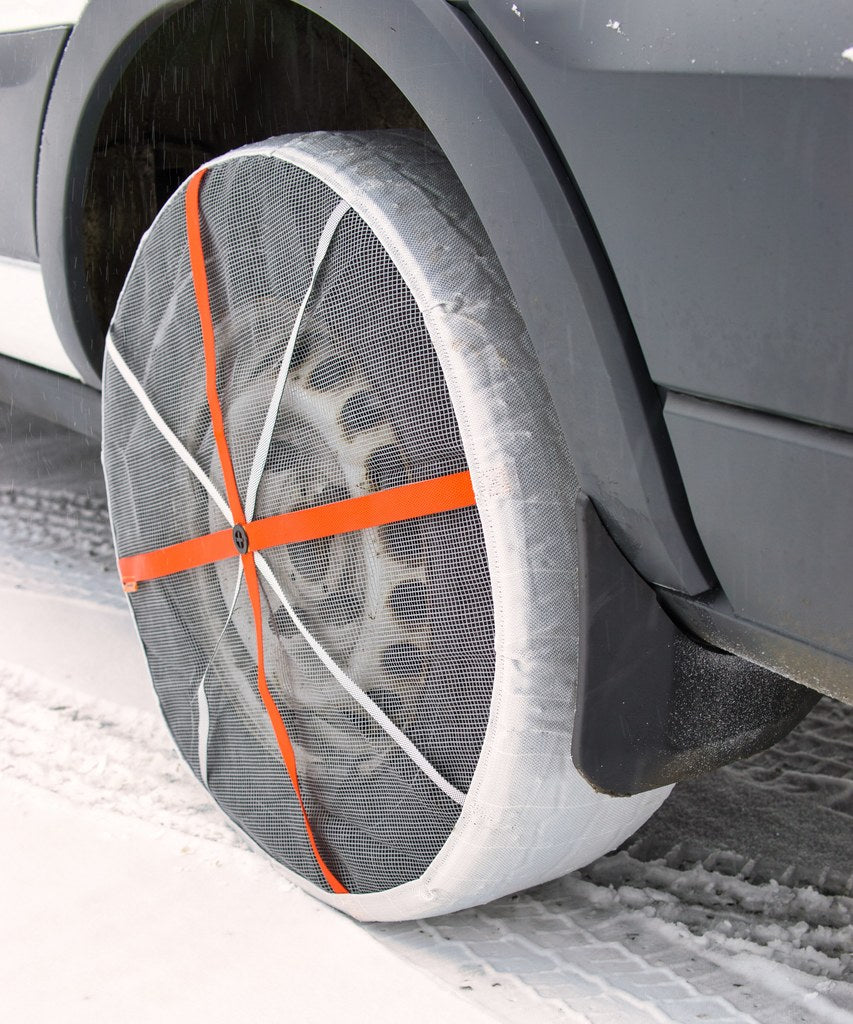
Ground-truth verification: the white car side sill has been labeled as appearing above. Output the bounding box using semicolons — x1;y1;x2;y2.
0;1;85;33
0;256;82;380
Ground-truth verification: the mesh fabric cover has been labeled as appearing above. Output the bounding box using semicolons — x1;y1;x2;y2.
103;132;668;921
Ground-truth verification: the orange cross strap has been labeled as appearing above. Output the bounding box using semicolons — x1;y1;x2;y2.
119;527;234;591
185;169;246;523
122;167;480;894
184;166;347;895
118;470;476;590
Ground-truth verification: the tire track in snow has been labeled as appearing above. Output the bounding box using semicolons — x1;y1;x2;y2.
582;852;852;979
623;700;853;898
374;887;762;1024
0;487;115;566
373;871;851;1024
1;459;851;1023
0;660;240;849
0;487;121;606
3;656;852;1022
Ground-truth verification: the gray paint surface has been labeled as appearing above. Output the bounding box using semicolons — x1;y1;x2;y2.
465;0;853;433
665;393;853;661
0;27;69;260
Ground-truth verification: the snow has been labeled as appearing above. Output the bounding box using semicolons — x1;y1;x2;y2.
0;585;152;710
0;776;495;1024
1;400;851;1022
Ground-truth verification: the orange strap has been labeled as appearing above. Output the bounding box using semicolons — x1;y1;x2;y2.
120;527;234;590
184;167;347;895
250;470;474;552
118;470;475;590
185;169;246;522
241;553;348;892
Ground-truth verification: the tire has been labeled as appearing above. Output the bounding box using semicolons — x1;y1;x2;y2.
102;131;669;922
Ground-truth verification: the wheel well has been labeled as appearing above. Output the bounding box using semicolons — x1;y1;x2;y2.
42;0;712;596
83;0;427;363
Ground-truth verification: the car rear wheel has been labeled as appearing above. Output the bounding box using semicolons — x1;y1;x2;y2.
102;131;669;921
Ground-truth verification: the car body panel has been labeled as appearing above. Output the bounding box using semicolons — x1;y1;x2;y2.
461;0;853;687
462;0;853;433
0;257;80;377
666;393;853;663
0;20;77;378
0;2;84;35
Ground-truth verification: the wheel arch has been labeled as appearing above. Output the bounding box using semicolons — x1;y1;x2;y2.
38;0;712;594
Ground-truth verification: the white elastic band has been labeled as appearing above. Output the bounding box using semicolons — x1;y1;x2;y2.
105;335;233;527
244;199;351;522
197;680;210;786
107;228;465;807
196;565;244;786
254;552;465;805
231;199;463;796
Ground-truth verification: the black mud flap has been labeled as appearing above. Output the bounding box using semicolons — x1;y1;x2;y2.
572;495;819;796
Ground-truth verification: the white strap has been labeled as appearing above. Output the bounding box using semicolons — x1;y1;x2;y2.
196;564;244;787
244;199;351;522
106;216;466;807
242;197;465;804
196;680;211;786
105;335;233;527
254;552;465;805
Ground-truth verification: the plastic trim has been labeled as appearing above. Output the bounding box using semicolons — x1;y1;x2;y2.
0;353;100;437
662;590;853;707
573;495;818;796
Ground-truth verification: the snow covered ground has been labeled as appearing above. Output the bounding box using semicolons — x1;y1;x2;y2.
0;400;851;1023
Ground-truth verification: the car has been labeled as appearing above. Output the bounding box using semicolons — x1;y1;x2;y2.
1;0;850;920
